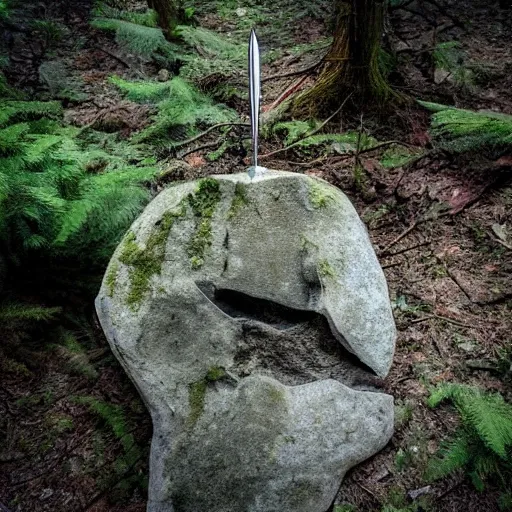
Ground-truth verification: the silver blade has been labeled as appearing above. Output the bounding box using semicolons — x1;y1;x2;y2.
248;29;260;176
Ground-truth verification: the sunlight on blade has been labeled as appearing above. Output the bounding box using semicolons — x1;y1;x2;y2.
248;29;266;180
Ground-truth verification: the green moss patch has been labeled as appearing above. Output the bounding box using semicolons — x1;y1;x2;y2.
318;260;336;278
105;262;119;298
119;206;185;309
309;181;337;208
188;380;207;428
227;182;248;219
206;365;227;382
187;178;221;269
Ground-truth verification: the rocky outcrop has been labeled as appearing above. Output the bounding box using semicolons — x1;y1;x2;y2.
96;170;396;512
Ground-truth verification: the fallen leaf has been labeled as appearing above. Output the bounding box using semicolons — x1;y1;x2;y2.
184;154;206;168
491;223;508;242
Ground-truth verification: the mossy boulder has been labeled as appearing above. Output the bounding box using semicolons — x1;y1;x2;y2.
96;170;396;512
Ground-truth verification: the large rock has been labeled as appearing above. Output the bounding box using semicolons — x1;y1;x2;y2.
96;170;396;512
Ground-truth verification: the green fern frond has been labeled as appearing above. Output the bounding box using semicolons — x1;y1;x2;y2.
113;77;237;145
272;120;319;145
109;76;172;103
0;302;62;322
0;100;62;127
425;430;472;481
92;5;158;27
428;382;512;490
92;17;176;61
459;392;512;458
0;123;30;154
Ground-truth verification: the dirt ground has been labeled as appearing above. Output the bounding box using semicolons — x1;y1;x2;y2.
0;0;511;511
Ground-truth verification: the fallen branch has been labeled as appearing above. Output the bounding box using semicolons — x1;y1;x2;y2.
171;122;249;150
94;46;145;78
263;75;309;112
379;220;419;255
178;140;222;159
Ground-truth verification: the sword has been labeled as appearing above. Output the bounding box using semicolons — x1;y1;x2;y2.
248;29;264;179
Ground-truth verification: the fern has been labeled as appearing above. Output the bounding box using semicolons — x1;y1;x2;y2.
272;120;319;145
420;101;512;154
92;7;246;80
0;100;158;263
113;76;238;146
426;383;512;490
0;302;62;323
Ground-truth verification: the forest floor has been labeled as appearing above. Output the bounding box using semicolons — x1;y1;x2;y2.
0;0;511;511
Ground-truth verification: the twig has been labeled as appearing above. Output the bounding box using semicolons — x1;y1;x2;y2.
264;75;309;112
178;140;222;159
171;122;250;149
259;94;353;161
383;239;431;257
355;480;377;498
0;502;13;512
379;220;419;254
491;236;512;251
94;46;145;78
410;314;471;328
261;59;323;83
382;261;402;269
357;139;416;155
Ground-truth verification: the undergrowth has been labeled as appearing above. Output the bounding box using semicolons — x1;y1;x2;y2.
112;76;238;146
426;383;512;494
92;5;247;80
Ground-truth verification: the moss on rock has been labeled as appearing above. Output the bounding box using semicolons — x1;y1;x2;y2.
317;260;336;278
186;178;221;269
227;182;248;219
188;379;207;428
309;180;337;208
119;206;185;309
105;262;119;298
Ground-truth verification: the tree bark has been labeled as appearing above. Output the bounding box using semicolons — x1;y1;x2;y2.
147;0;181;40
293;0;398;116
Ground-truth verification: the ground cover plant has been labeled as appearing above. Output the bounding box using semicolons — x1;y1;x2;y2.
0;0;511;510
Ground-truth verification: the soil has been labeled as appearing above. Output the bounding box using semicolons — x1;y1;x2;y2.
0;0;511;511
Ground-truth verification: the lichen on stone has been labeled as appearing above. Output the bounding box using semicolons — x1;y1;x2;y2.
309;180;337;208
187;178;221;269
119;206;185;309
227;182;248;219
105;262;119;298
317;259;336;278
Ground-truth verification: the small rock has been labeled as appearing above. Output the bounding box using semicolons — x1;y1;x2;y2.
40;488;54;500
458;341;477;353
157;69;170;82
408;485;431;500
434;68;451;84
235;7;247;16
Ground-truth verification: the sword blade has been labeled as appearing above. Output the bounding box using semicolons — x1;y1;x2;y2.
248;29;260;173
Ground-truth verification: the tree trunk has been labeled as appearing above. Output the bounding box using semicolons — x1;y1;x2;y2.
293;0;397;116
148;0;180;40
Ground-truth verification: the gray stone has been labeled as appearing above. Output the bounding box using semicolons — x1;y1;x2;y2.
96;170;396;512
